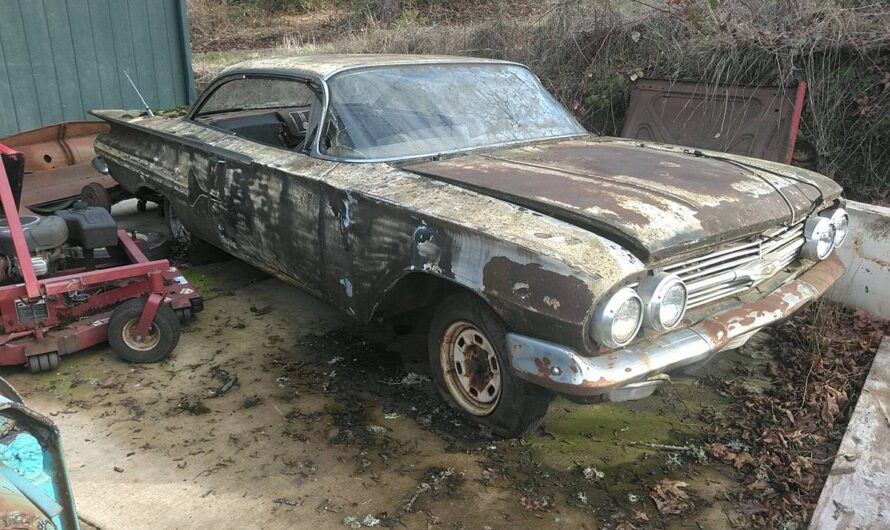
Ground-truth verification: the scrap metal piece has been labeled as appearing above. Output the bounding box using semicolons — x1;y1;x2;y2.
0;122;118;214
621;79;806;164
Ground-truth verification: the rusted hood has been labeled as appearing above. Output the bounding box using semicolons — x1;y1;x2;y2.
403;137;841;261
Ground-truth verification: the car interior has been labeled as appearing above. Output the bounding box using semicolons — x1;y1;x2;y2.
195;106;313;150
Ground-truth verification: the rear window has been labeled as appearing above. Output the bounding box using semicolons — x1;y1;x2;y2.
196;77;315;115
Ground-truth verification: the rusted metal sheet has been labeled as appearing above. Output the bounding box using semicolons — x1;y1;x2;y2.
17;164;118;213
809;337;890;529
0;122;118;213
621;79;806;164
405;136;839;262
0;122;107;171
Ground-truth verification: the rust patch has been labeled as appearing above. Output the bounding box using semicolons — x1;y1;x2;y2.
482;256;592;321
405;137;840;261
694;254;844;347
0;122;117;213
534;357;552;377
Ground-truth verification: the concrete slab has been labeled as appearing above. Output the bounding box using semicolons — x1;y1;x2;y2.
810;337;890;529
0;250;746;529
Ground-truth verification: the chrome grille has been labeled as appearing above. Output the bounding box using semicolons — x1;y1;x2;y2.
664;222;805;309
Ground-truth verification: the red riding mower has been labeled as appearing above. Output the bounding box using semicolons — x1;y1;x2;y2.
0;143;202;373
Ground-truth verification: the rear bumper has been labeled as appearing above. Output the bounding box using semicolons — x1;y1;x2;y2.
506;254;845;398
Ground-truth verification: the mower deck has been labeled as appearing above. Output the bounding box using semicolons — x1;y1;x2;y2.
0;144;202;372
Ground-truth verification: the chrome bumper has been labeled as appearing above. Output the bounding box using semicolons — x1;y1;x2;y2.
506;254;845;399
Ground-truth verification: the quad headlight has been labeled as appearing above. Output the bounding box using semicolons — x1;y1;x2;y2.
822;208;849;248
590;206;848;348
803;216;837;261
638;273;688;331
803;207;848;261
591;287;643;348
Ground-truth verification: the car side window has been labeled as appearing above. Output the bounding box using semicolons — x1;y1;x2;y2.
196;77;314;115
193;76;321;151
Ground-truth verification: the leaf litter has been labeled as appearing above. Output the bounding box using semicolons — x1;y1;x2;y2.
271;302;884;529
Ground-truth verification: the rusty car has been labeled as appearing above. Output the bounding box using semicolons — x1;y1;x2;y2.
91;55;849;437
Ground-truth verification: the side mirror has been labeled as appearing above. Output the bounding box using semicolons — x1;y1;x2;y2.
91;157;109;175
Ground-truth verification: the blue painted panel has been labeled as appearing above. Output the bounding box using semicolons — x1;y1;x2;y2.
0;0;195;137
0;2;45;132
18;1;65;126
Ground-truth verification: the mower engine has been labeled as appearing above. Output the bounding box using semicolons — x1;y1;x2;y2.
0;202;117;284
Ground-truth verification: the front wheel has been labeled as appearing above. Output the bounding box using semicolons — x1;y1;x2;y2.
108;299;180;363
428;293;553;438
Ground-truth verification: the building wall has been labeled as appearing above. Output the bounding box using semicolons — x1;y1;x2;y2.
0;0;195;136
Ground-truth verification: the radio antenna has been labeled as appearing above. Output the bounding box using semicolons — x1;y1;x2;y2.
124;70;154;117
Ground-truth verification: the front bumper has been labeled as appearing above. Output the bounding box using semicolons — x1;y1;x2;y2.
506;254;845;399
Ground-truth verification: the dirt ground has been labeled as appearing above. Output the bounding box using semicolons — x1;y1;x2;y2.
0;203;818;529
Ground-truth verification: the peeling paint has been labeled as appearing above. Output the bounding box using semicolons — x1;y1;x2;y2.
543;296;561;311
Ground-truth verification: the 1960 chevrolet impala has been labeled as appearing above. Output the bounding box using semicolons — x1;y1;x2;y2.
93;55;848;437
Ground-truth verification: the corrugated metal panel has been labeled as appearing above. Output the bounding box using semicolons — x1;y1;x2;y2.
0;0;195;137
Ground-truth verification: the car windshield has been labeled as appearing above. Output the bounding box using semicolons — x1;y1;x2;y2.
320;63;585;160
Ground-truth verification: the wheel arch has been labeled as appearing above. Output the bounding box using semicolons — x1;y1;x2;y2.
369;271;483;322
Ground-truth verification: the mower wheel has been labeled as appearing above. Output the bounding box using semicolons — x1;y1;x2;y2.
27;352;59;374
81;182;112;211
174;307;192;323
109;299;180;363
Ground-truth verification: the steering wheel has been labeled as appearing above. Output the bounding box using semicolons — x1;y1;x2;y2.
275;111;304;150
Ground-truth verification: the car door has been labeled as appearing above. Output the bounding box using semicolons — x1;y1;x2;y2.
186;75;333;289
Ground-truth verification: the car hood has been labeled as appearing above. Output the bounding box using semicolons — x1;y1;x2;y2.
402;137;842;262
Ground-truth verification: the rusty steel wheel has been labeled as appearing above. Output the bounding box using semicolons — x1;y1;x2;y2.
439;320;502;416
120;319;162;352
429;293;553;438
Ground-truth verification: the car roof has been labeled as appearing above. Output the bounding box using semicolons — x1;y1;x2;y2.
220;54;518;80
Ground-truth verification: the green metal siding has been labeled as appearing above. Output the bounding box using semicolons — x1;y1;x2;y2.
0;0;195;136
